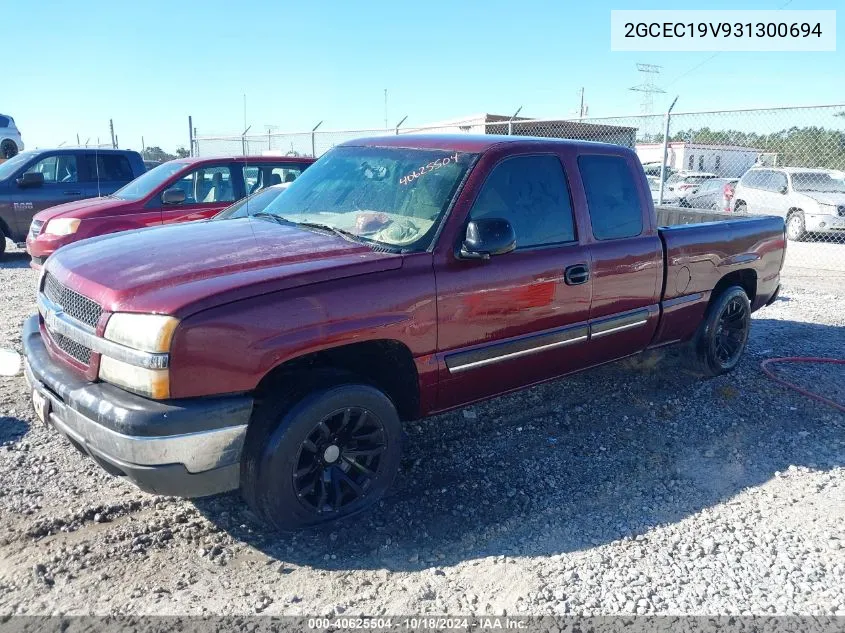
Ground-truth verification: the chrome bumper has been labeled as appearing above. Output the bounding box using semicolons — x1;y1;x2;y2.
22;315;253;497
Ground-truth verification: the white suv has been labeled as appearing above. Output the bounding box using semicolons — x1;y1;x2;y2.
732;167;845;241
0;114;24;159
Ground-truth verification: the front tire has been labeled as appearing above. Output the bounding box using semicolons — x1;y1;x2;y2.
241;380;403;530
690;286;751;377
786;210;807;242
0;225;6;256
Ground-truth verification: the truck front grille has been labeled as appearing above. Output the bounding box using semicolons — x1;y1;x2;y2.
42;273;103;329
47;328;93;365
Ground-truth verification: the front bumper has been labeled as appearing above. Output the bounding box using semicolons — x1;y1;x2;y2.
22;315;253;497
805;212;845;233
26;232;77;260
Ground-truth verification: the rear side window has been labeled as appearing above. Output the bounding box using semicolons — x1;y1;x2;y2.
242;163;308;194
0;116;8;128
767;171;788;193
83;154;135;182
468;155;576;248
578;154;643;240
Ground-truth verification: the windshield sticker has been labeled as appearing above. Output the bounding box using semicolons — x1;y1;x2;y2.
399;153;460;186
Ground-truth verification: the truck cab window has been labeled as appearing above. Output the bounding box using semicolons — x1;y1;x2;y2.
25;155;78;183
469;155;575;248
578;154;643;240
83;154;134;182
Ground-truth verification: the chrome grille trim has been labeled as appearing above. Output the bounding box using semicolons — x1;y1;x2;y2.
42;272;102;328
37;295;170;370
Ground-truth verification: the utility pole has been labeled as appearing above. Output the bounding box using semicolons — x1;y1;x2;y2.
579;87;586;118
188;116;194;156
141;136;145;153
264;125;278;151
243;94;247;133
109;119;116;149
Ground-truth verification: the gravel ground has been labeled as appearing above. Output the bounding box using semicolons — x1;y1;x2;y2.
0;240;843;617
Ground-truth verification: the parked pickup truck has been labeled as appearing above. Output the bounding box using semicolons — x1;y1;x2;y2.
22;135;785;529
0;148;145;254
25;155;315;266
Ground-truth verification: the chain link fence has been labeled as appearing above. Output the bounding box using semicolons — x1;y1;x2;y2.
194;104;845;244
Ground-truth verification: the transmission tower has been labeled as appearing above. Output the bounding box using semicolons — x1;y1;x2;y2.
629;63;666;115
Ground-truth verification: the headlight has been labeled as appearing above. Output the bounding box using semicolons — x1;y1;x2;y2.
104;313;179;353
819;203;837;215
99;356;170;399
44;218;81;236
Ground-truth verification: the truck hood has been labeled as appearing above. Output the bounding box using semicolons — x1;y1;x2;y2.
796;191;845;206
33;196;135;222
46;218;403;316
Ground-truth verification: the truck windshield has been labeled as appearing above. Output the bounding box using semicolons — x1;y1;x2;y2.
0;151;35;180
111;162;186;200
792;172;845;194
258;146;477;251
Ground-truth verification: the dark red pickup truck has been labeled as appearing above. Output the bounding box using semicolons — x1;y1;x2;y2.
22;135;785;529
26;155;314;267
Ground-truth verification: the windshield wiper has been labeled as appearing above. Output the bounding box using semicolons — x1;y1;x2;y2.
293;221;363;243
251;212;296;226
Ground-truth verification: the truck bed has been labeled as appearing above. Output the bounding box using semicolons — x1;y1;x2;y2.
649;208;786;347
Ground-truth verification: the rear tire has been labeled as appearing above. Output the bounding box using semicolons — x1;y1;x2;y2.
734;201;747;214
786;210;807;242
1;140;17;159
689;286;751;377
0;226;7;256
241;375;403;530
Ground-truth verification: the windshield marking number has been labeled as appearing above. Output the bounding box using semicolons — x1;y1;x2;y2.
399;153;460;186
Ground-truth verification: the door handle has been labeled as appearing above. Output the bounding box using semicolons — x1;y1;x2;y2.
564;264;590;285
63;190;82;195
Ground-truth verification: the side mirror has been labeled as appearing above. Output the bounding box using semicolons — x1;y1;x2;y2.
459;218;516;260
162;188;186;205
16;172;44;188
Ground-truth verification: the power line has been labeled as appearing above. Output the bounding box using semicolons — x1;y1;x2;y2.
663;0;796;90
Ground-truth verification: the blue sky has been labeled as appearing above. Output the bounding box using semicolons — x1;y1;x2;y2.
5;0;843;152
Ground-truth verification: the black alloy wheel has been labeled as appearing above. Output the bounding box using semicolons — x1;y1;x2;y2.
241;380;403;530
691;285;751;377
710;294;749;369
293;406;387;515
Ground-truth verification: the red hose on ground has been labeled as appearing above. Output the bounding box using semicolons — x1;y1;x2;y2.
760;357;845;414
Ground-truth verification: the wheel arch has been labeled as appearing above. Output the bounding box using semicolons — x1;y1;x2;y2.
255;339;421;421
710;269;757;308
